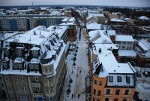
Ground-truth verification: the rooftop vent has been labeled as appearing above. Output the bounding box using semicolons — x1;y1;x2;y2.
98;48;101;53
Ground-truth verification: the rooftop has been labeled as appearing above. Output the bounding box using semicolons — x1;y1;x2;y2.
93;44;135;76
115;35;134;42
118;50;137;57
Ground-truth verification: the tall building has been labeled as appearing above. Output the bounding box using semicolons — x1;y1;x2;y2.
0;26;67;101
89;29;136;101
0;15;65;31
0;17;29;31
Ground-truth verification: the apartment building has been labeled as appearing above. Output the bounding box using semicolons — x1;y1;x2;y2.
91;43;136;101
89;29;136;101
0;26;67;101
29;17;64;29
60;17;77;41
0;15;65;31
0;17;29;31
112;35;134;50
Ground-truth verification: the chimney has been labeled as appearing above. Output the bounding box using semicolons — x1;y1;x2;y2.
110;35;116;41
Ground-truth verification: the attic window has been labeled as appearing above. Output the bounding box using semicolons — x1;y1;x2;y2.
126;76;130;83
109;76;113;82
117;76;122;82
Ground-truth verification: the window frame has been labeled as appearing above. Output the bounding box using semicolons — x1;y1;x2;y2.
109;76;113;82
117;76;122;82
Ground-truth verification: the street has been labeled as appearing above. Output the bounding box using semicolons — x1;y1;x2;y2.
59;27;90;101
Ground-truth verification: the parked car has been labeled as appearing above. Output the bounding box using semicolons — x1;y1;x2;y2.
143;71;149;77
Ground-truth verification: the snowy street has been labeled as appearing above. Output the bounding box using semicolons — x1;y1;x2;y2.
59;27;90;101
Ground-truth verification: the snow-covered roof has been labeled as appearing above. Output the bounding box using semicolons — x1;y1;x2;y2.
0;32;19;40
118;50;136;57
89;30;116;44
5;26;51;45
115;35;134;42
137;39;150;58
51;11;62;16
139;16;149;20
88;13;104;18
1;25;67;76
93;44;135;75
62;17;75;22
86;23;102;30
111;18;126;22
47;25;68;38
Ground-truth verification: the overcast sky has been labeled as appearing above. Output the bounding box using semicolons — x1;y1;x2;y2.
0;0;150;7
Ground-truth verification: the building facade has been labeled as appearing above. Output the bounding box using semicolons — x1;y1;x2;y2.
0;26;67;101
0;17;29;31
0;16;64;31
91;44;136;101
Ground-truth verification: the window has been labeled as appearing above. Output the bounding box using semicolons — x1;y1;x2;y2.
98;90;101;96
45;67;48;73
106;89;110;94
109;76;113;82
122;46;125;49
124;90;129;95
114;98;118;101
105;98;109;101
126;76;130;83
35;77;39;81
123;98;127;101
93;89;96;95
99;81;102;85
116;90;120;95
94;80;97;85
117;76;122;82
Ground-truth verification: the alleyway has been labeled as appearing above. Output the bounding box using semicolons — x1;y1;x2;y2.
59;27;90;101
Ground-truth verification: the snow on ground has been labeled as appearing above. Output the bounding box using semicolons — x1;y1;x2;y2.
59;27;90;101
134;67;150;101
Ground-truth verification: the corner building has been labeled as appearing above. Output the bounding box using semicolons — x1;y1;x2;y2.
91;44;136;101
0;26;67;101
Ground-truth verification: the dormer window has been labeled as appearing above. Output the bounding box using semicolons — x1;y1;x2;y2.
15;47;24;57
13;63;24;70
13;57;24;70
30;47;40;58
117;76;122;82
29;58;40;71
126;76;130;83
109;76;113;82
3;60;10;69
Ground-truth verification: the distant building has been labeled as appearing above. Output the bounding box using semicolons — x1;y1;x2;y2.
86;23;102;32
60;17;77;41
0;17;29;31
134;39;150;67
0;26;67;101
87;13;106;24
29;17;64;29
0;15;65;31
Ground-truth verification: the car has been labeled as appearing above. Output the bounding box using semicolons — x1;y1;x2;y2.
143;71;149;77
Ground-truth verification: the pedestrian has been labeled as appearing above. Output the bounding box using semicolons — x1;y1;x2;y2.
72;94;74;98
80;70;81;73
77;73;78;77
78;94;80;98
